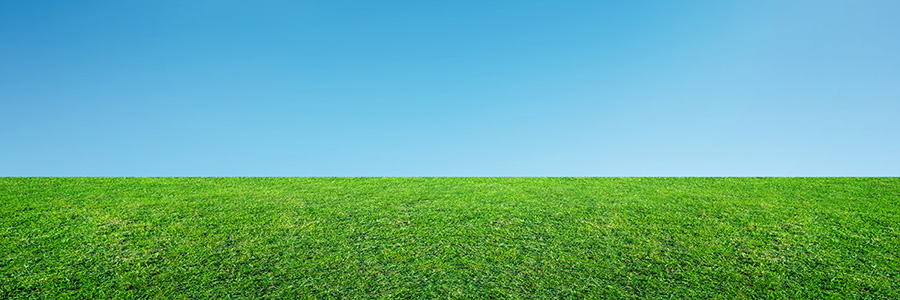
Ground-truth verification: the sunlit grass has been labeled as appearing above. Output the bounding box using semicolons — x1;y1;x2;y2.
2;177;898;298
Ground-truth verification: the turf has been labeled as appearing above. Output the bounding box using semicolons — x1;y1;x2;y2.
1;178;898;299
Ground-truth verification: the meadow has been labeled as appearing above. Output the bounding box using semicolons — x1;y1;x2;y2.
1;177;898;299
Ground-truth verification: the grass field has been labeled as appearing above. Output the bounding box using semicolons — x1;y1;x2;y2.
1;178;898;299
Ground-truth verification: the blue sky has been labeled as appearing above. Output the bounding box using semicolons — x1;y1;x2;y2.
1;0;898;176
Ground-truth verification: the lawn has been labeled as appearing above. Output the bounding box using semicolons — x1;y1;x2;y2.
1;177;898;299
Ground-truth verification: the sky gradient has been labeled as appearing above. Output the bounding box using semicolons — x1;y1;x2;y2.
2;0;898;176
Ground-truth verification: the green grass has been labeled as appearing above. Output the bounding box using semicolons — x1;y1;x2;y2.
1;178;898;299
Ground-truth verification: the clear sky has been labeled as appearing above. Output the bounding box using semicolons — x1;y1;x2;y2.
1;0;898;176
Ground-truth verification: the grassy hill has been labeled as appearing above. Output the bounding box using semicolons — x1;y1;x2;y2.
2;177;898;298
